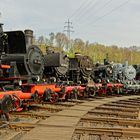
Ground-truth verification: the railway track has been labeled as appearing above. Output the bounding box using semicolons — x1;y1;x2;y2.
0;95;140;140
72;97;140;140
0;100;82;140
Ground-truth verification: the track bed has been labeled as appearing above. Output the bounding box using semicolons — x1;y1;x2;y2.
4;95;138;140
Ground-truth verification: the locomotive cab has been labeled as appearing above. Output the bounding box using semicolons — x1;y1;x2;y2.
4;31;26;54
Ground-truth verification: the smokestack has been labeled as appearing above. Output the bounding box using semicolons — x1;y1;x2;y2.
75;52;81;59
0;23;4;53
24;29;33;49
124;61;128;66
0;23;3;34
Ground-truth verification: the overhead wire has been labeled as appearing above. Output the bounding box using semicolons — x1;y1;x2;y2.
83;0;113;23
69;0;89;19
73;0;100;22
88;0;130;26
75;0;130;38
68;0;114;32
75;0;130;32
73;0;114;27
70;0;97;21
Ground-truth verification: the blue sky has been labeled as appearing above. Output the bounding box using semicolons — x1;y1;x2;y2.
0;0;140;47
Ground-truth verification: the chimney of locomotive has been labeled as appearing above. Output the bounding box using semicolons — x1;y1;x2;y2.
0;23;6;53
124;61;128;66
24;29;33;50
75;52;81;59
0;23;3;34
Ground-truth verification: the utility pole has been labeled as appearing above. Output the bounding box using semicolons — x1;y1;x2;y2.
64;19;74;51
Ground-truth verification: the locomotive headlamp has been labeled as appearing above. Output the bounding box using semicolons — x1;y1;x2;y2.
117;79;120;83
106;79;110;83
98;79;101;83
19;80;22;86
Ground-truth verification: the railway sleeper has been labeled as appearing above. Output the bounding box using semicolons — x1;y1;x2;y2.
72;133;137;140
88;110;138;119
104;103;140;109
95;106;139;113
74;127;140;138
112;101;140;106
118;100;140;104
11;112;51;119
80;116;140;127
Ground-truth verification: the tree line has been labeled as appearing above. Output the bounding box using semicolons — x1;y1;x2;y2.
33;32;140;65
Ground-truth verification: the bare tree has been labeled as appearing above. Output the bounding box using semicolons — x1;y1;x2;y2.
73;38;85;52
49;32;55;46
55;32;68;50
38;36;45;44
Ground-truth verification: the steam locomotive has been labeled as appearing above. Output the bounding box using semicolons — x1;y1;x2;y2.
0;23;93;85
43;51;69;82
0;24;44;83
0;24;46;119
92;59;140;93
43;51;93;84
1;23;140;91
67;53;93;84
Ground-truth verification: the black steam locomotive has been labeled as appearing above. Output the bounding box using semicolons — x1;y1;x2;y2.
43;51;69;82
92;59;140;93
92;58;136;83
43;51;93;84
67;53;93;84
0;24;93;85
0;24;44;82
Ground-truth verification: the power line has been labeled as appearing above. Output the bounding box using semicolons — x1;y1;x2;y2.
70;0;112;26
83;0;113;22
88;0;130;26
74;0;100;22
70;0;96;21
69;0;88;19
74;0;114;29
75;0;130;38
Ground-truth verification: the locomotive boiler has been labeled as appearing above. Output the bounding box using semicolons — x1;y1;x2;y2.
92;64;113;83
68;53;93;84
92;62;136;82
112;63;136;82
0;24;44;82
112;62;140;92
43;51;69;82
92;59;140;93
